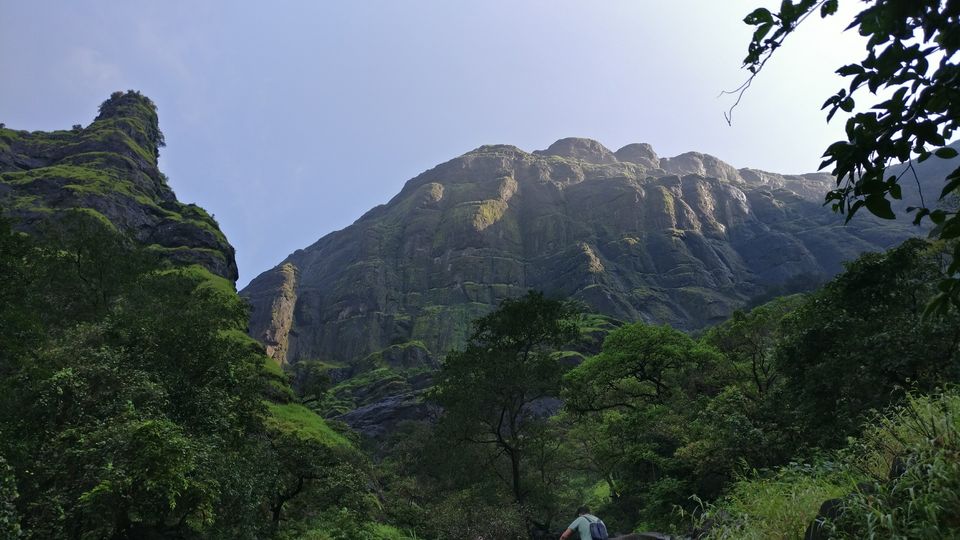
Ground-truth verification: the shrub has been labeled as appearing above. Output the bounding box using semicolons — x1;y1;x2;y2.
688;390;960;539
690;461;854;539
836;390;960;539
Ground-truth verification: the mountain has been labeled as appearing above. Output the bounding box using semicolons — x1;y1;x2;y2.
0;91;237;282
242;137;931;375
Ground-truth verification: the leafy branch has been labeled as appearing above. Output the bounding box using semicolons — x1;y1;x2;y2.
732;0;960;312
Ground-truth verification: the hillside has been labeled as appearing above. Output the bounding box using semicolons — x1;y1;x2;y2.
0;91;237;281
0;92;379;539
242;137;927;369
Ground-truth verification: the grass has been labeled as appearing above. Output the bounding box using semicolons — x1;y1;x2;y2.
146;245;228;266
160;264;234;296
279;517;420;540
694;462;855;539
579;312;620;333
696;389;960;539
836;390;960;539
329;367;413;406
264;401;351;448
474;199;508;230
368;523;420;539
261;355;285;378
3;163;118;186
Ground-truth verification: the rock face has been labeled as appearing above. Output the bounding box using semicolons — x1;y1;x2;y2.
0;91;238;281
243;138;925;369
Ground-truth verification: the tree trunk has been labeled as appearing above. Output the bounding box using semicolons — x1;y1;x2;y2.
511;449;523;506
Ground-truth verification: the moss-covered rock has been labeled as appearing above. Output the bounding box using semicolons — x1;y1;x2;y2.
0;91;237;281
243;139;926;376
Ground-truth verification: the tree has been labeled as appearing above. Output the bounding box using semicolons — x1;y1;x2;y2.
431;291;579;512
565;324;724;413
734;0;960;311
774;238;960;446
703;295;805;401
0;213;273;538
563;323;728;529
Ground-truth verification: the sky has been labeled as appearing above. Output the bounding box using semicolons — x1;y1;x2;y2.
0;1;871;288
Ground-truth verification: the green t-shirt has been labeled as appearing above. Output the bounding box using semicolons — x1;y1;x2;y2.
567;514;598;540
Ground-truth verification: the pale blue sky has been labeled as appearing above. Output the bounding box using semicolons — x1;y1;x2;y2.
0;1;868;287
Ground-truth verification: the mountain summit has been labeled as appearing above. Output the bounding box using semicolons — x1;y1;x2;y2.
0;91;237;281
242;138;923;368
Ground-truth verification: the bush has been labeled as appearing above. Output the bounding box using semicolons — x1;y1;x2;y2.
689;389;960;539
277;509;419;540
423;490;527;540
836;390;960;539
690;461;854;539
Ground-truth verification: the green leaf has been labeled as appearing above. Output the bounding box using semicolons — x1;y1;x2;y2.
864;196;896;219
836;64;864;76
889;183;902;200
753;22;775;42
779;0;796;22
940;215;960;240
923;293;951;319
939;166;960;199
930;210;948;225
934;147;959;159
744;7;774;25
820;0;838;17
846;199;865;221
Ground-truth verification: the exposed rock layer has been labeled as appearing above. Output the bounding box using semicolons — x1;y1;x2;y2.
0;91;238;281
243;138;925;367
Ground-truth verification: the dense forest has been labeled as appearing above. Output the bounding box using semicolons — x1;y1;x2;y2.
2;206;959;539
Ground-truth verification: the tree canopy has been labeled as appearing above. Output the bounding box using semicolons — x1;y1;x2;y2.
430;291;580;529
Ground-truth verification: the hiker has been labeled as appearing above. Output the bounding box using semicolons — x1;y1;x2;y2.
560;505;609;540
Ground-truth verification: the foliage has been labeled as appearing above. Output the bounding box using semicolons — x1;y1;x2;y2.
563;323;732;531
836;390;960;538
566;324;725;412
690;460;855;540
695;389;960;539
703;295;804;401
422;489;527;540
775;239;960;446
276;508;419;540
0;213;371;538
0;455;19;539
290;359;334;407
737;0;960;311
0;214;272;537
431;291;580;517
379;239;960;536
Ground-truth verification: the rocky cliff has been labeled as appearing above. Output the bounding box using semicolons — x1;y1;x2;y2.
0;91;237;281
242;137;926;370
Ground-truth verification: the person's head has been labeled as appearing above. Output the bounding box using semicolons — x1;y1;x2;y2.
576;505;590;516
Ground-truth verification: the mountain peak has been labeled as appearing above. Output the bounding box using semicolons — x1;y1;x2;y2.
534;137;617;164
0;93;237;281
614;143;660;168
93;90;165;161
660;151;741;183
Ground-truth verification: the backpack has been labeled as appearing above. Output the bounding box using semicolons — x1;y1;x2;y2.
586;515;609;540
